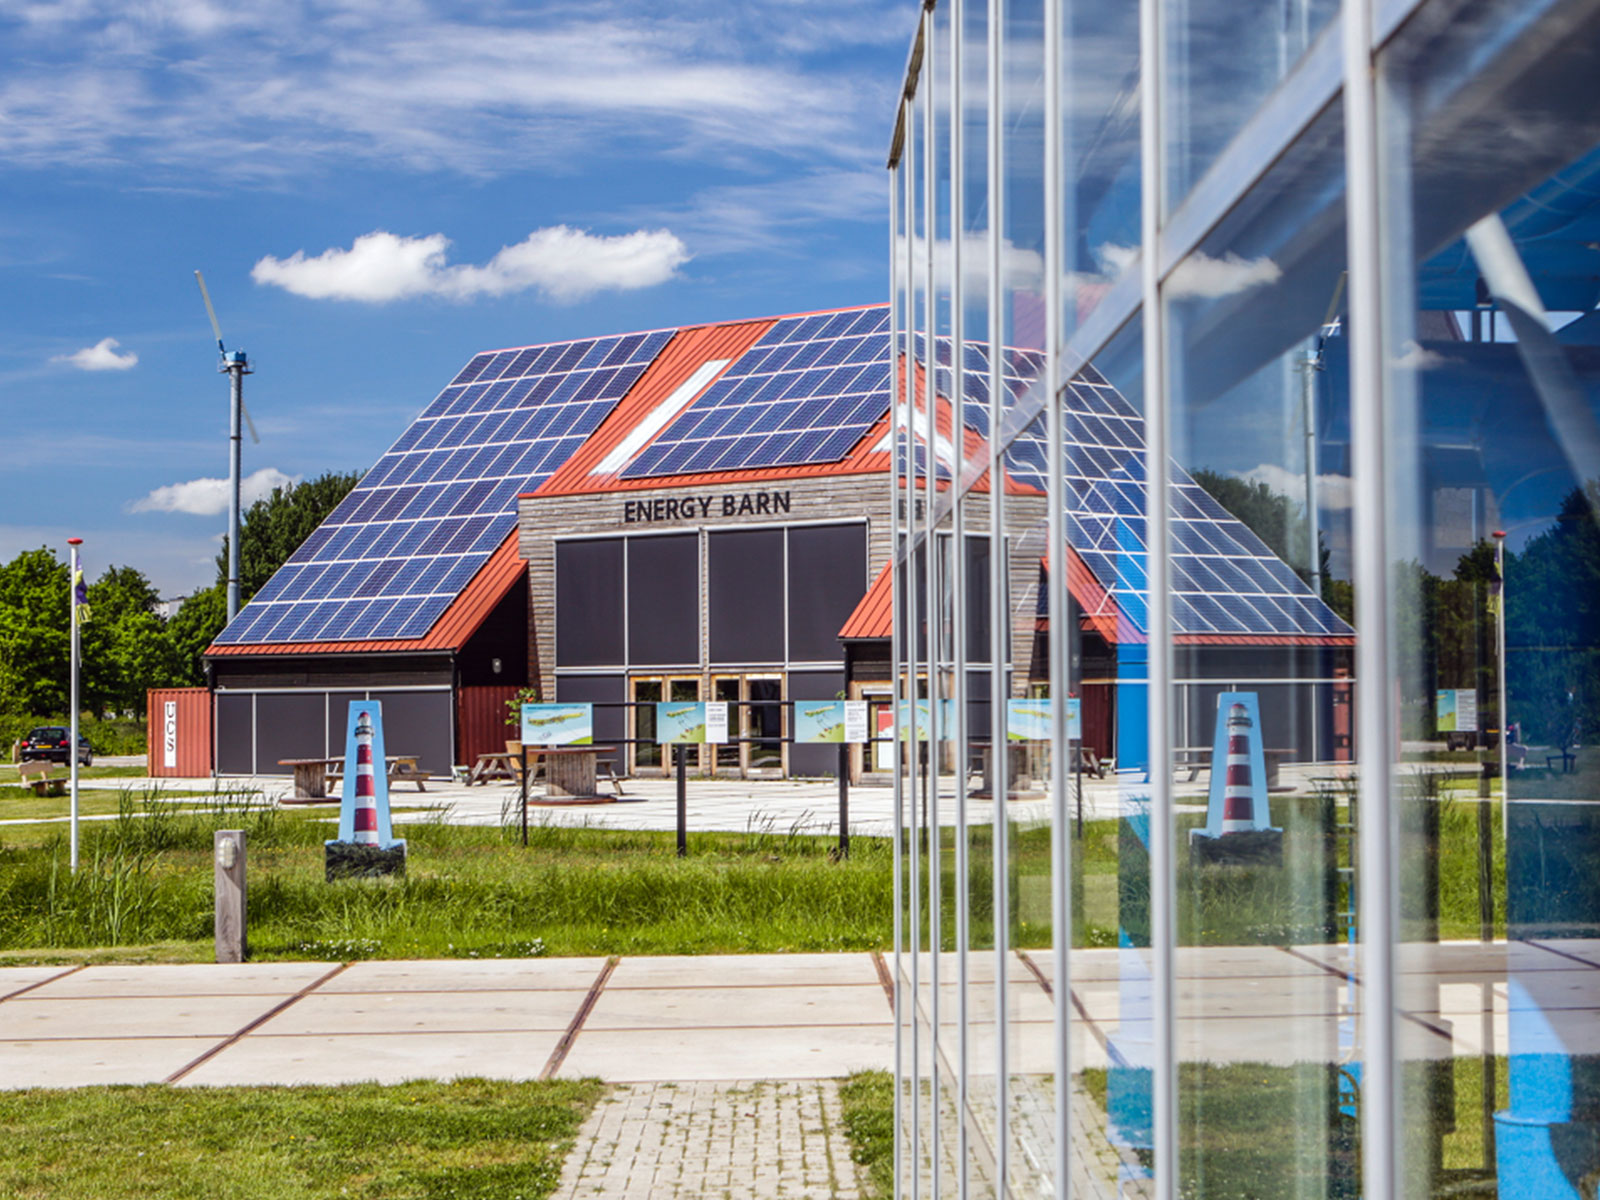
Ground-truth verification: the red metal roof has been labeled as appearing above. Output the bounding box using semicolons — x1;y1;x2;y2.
205;532;525;658
840;561;893;641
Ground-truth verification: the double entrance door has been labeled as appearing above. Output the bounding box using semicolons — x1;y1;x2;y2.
628;674;786;776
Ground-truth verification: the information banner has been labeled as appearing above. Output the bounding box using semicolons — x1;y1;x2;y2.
796;701;849;743
1436;689;1478;733
704;701;729;744
1005;697;1082;740
889;699;957;740
656;702;708;744
520;703;594;746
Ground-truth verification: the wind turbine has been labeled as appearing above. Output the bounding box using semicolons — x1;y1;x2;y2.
194;270;260;624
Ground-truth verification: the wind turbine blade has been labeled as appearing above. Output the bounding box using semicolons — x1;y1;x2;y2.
194;270;225;352
241;399;261;445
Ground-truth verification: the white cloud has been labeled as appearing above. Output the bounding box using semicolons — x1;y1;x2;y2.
1391;340;1454;370
1238;462;1354;511
130;466;300;516
1166;251;1282;301
52;336;138;371
251;226;690;304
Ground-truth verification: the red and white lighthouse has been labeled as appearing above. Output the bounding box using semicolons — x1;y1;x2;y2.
352;710;380;846
1220;702;1256;834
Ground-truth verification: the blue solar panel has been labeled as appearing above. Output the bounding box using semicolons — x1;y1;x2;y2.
214;328;673;646
621;308;891;480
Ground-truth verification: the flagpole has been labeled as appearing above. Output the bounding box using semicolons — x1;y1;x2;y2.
68;536;82;873
1493;529;1508;846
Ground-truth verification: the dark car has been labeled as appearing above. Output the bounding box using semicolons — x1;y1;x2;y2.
19;726;91;767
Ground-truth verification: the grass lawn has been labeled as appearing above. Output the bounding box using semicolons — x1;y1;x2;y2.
838;1070;894;1197
0;789;893;961
0;1077;602;1200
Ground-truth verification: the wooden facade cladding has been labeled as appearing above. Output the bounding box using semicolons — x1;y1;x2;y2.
518;473;897;695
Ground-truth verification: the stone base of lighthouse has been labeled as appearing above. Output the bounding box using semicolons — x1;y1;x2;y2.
325;840;408;882
1188;827;1282;868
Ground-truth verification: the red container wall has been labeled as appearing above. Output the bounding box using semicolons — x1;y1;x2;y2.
457;685;522;767
146;688;213;777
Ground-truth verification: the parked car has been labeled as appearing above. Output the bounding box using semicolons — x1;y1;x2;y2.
19;726;91;767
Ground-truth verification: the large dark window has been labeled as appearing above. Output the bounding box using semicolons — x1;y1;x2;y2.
554;674;627;751
627;534;698;666
369;690;454;776
709;529;784;664
255;692;325;774
556;538;624;667
788;670;846;777
787;524;866;662
215;693;254;774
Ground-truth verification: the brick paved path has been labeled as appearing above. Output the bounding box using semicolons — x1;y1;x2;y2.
555;1079;864;1199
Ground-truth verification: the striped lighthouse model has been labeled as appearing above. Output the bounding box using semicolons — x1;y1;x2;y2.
1220;703;1255;834
352;710;380;846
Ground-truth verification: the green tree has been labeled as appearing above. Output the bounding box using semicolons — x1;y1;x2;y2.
217;470;363;603
0;548;70;715
165;586;227;687
82;565;171;718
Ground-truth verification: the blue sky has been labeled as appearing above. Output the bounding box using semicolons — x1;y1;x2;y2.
0;0;911;596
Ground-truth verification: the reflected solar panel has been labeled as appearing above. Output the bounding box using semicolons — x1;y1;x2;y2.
214;328;673;646
622;308;891;478
939;340;1347;641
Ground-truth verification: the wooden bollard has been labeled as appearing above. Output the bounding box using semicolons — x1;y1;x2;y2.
214;829;247;963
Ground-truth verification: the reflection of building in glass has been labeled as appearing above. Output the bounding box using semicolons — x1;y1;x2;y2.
889;0;1600;1197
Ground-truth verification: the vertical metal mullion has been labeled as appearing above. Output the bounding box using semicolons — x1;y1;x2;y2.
921;21;944;1191
1041;0;1073;1194
890;132;906;1200
1344;0;1398;1194
906;58;925;1199
1139;0;1177;1193
948;3;971;1196
987;0;1010;1189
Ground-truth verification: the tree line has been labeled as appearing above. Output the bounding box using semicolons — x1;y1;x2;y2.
0;471;359;721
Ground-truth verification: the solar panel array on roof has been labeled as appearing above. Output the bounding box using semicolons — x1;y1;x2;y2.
213;330;672;646
621;308;891;478
918;335;1349;640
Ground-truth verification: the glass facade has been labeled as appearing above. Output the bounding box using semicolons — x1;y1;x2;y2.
889;0;1600;1196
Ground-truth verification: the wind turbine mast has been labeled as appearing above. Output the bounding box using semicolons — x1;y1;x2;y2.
195;270;257;623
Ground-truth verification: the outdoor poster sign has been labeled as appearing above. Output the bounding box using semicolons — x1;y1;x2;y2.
520;703;594;746
1006;697;1083;741
889;699;957;740
704;701;730;744
656;702;725;744
844;700;870;743
795;700;869;743
1437;689;1478;733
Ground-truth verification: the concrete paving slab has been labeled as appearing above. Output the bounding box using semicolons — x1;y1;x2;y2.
586;984;889;1031
255;989;585;1036
558;1024;894;1082
0;966;77;999
0;1037;221;1087
23;962;335;998
0;993;288;1040
605;952;879;990
179;1029;566;1086
323;957;608;993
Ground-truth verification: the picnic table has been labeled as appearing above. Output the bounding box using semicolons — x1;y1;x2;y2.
280;755;432;801
1172;747;1296;789
16;761;66;796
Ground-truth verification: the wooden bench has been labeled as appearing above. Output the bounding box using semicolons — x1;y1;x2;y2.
17;761;65;797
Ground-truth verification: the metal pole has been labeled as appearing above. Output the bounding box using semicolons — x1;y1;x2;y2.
68;536;82;874
838;742;850;859
227;360;244;623
1302;342;1323;599
1494;530;1508;844
520;746;528;847
676;749;687;858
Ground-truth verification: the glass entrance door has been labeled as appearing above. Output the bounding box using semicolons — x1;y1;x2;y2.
713;676;742;772
746;675;784;775
630;676;702;773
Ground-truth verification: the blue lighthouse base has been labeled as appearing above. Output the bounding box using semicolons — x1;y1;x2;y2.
1493;1110;1599;1199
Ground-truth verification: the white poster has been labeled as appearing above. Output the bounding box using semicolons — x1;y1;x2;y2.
843;701;870;743
1455;689;1479;733
704;701;730;744
162;700;178;769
